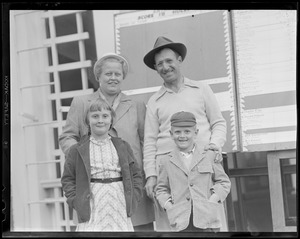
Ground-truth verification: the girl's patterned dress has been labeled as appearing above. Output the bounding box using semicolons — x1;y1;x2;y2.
76;136;134;231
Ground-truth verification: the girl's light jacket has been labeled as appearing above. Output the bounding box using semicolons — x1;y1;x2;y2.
155;145;231;231
61;135;143;223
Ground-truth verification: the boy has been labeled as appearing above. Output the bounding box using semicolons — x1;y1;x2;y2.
155;111;231;232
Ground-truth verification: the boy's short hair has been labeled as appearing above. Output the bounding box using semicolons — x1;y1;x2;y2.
170;111;196;127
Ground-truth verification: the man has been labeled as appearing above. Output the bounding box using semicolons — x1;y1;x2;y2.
142;36;227;231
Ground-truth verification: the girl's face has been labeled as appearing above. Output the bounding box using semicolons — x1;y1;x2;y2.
88;109;112;140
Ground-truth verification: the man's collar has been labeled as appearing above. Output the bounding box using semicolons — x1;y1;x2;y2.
154;77;199;101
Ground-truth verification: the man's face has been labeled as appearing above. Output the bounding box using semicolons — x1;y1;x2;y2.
170;125;198;152
154;48;182;85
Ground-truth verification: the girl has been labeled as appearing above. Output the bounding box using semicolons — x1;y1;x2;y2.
61;98;143;231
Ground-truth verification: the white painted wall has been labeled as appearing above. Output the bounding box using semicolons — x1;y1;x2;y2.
92;10;119;59
10;10;29;231
10;10;55;231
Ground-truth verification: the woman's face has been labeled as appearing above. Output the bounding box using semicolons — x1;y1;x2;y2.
88;109;112;140
98;60;124;96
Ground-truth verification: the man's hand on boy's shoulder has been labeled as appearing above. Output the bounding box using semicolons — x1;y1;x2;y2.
204;143;223;163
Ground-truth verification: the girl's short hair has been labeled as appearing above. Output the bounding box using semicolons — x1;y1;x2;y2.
85;98;116;128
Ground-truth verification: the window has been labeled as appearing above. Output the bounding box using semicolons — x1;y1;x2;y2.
225;152;273;232
280;158;296;227
267;150;296;232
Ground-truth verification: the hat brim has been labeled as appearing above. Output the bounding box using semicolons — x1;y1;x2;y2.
94;53;129;80
143;43;187;70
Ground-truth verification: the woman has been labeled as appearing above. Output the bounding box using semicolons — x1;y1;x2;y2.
59;53;155;231
61;98;143;231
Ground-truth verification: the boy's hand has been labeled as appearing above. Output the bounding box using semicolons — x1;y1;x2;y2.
209;193;220;204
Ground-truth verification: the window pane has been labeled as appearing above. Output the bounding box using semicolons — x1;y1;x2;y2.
59;69;82;92
227;152;273;232
240;176;273;231
236;152;268;169
57;42;80;64
280;158;297;226
54;14;77;37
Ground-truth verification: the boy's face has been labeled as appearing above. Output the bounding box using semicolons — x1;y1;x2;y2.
170;125;198;152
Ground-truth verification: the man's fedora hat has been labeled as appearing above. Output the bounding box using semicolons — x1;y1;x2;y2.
143;36;187;70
